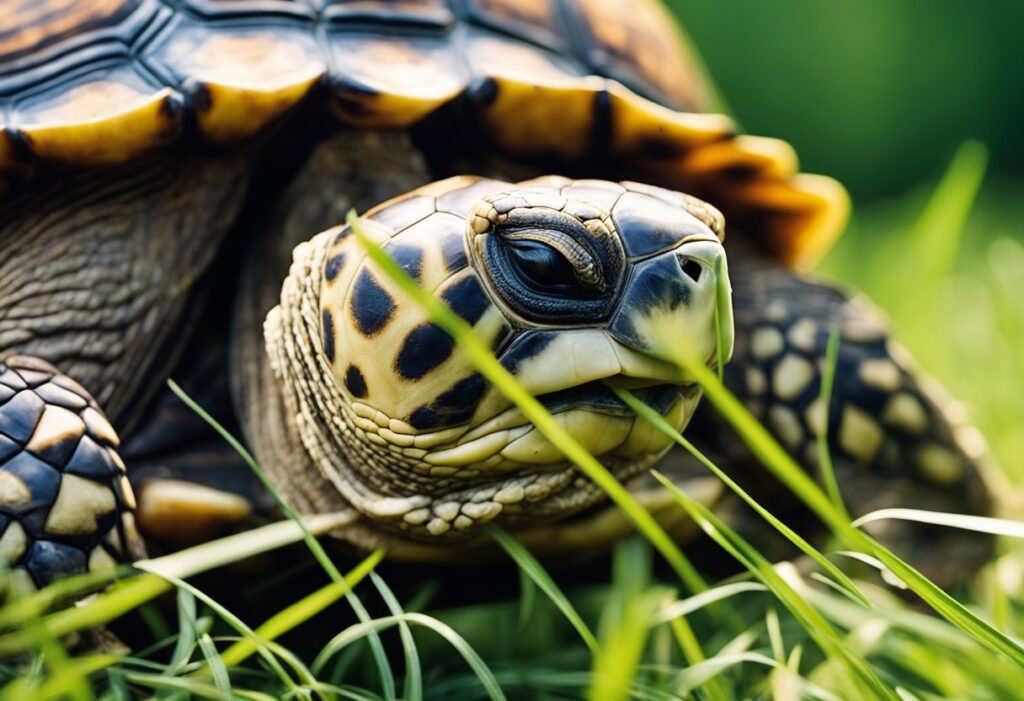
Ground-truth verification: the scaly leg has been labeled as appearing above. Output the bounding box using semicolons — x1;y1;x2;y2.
683;243;993;586
0;356;142;591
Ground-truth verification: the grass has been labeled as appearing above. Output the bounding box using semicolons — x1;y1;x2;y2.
4;140;1024;701
819;142;1024;486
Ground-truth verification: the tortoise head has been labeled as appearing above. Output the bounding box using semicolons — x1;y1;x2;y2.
272;177;732;537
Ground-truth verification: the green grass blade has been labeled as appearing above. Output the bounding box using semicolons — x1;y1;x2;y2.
0;655;118;701
167;379;396;700
796;575;1024;696
487;525;599;654
766;607;785;663
591;590;661;701
141;507;356;581
312;613;507;701
198;633;232;696
613;386;868;606
140;512;355;581
653;471;900;701
369;572;423;701
591;540;664;701
668;651;841;701
516;567;537;634
830;552;907;590
169;589;199;671
301;684;385;701
167;379;347;582
816;327;848;519
655;582;768;623
910;140;988;283
866;538;1024;669
151;574;300;694
219;549;384;668
263;640;321;692
852;508;1024;537
119;672;236;700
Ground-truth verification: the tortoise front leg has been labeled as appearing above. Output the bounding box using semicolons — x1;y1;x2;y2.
684;243;993;586
0;356;143;592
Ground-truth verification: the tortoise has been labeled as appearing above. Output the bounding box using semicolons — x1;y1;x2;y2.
0;0;993;592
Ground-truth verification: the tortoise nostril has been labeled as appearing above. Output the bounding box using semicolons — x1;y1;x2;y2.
680;258;703;283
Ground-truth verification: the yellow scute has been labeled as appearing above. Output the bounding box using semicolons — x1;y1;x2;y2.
18;81;180;165
163;29;324;143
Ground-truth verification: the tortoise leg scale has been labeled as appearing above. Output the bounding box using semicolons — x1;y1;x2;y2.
683;241;993;586
0;356;142;592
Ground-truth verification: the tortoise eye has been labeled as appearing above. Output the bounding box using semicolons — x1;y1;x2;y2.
469;194;626;324
506;238;577;289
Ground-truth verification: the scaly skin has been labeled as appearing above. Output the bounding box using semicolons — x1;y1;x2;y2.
0;356;142;590
261;175;728;551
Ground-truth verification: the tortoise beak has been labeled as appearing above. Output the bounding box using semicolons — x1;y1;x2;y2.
678;237;734;369
608;236;733;372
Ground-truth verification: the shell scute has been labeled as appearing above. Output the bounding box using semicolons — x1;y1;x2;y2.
320;0;453;26
0;0;143;64
180;0;312;19
463;0;568;53
0;0;846;267
15;68;182;165
0;391;45;444
566;0;708;111
327;31;464;127
146;18;324;143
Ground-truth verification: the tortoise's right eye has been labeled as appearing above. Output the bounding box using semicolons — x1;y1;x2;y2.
469;194;625;325
506;238;577;290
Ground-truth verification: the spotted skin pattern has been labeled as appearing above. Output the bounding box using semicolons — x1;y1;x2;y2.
0;356;142;590
724;254;984;490
320;175;721;438
678;246;993;583
277;175;725;540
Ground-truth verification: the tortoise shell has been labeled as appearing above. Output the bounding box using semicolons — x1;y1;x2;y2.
0;0;846;268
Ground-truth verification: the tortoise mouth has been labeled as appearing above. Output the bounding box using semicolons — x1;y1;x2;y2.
535;380;691;416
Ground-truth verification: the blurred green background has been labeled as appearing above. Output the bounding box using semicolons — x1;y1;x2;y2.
670;1;1024;484
670;0;1024;198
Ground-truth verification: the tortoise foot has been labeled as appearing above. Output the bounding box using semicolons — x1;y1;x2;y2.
0;356;143;592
